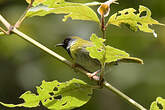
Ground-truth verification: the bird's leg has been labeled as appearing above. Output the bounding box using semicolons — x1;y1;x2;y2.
88;70;101;79
72;64;102;85
89;70;104;88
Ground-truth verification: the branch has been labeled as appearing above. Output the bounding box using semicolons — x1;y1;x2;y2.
0;14;147;110
0;26;7;34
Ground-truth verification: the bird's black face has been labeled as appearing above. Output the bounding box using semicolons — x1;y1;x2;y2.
56;37;73;56
56;38;72;49
62;38;72;49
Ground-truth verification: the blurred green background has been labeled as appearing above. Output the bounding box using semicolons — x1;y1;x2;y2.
0;0;165;110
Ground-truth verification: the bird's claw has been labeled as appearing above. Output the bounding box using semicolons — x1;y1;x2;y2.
88;70;101;79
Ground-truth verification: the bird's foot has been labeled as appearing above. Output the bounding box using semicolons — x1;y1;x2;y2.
88;70;101;79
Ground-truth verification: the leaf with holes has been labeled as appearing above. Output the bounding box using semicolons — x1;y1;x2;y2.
86;34;105;64
105;46;143;64
0;78;93;110
26;0;101;7
107;5;164;37
25;1;100;23
150;97;165;110
86;34;143;65
26;0;65;7
0;91;40;108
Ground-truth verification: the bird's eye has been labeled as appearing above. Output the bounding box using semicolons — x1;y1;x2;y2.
64;38;71;45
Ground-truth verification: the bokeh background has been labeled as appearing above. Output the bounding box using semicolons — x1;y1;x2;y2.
0;0;165;110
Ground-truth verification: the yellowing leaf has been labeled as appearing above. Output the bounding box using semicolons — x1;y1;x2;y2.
86;34;143;65
105;46;143;64
150;97;165;110
86;34;105;63
26;0;64;7
0;91;40;108
53;4;100;22
107;5;164;37
90;33;105;47
105;45;129;63
26;3;100;23
117;57;143;64
0;79;93;110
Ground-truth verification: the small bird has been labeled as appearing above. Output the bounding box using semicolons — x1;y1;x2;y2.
56;36;113;77
56;36;143;84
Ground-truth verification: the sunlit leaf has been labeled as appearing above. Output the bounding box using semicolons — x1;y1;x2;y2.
117;57;143;64
0;91;40;108
105;45;128;63
25;0;100;23
107;5;164;37
90;33;105;47
150;97;165;110
26;0;64;7
26;3;100;23
0;78;93;110
86;34;105;63
52;4;99;22
0;32;5;35
86;34;143;65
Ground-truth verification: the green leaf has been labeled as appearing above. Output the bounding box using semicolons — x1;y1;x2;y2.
150;97;165;110
53;4;99;22
25;1;100;23
0;78;93;110
86;34;143;65
26;0;101;7
0;91;40;108
90;33;105;47
105;46;143;64
117;57;143;64
26;0;65;7
86;34;105;63
107;5;164;37
0;32;5;35
105;45;128;63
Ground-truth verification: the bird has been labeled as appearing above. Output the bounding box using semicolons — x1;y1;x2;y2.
56;36;143;85
56;36;113;78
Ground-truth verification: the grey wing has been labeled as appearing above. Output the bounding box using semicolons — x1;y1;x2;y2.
74;47;101;73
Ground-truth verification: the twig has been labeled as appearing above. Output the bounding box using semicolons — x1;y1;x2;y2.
101;15;106;39
0;26;8;34
0;14;147;110
14;0;34;28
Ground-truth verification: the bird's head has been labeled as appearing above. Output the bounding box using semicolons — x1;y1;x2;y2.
56;36;82;54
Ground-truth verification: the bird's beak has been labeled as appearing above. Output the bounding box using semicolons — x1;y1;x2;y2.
56;43;64;47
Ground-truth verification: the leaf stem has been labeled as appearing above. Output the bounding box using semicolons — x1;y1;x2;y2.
101;15;106;39
0;14;147;110
14;0;34;28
